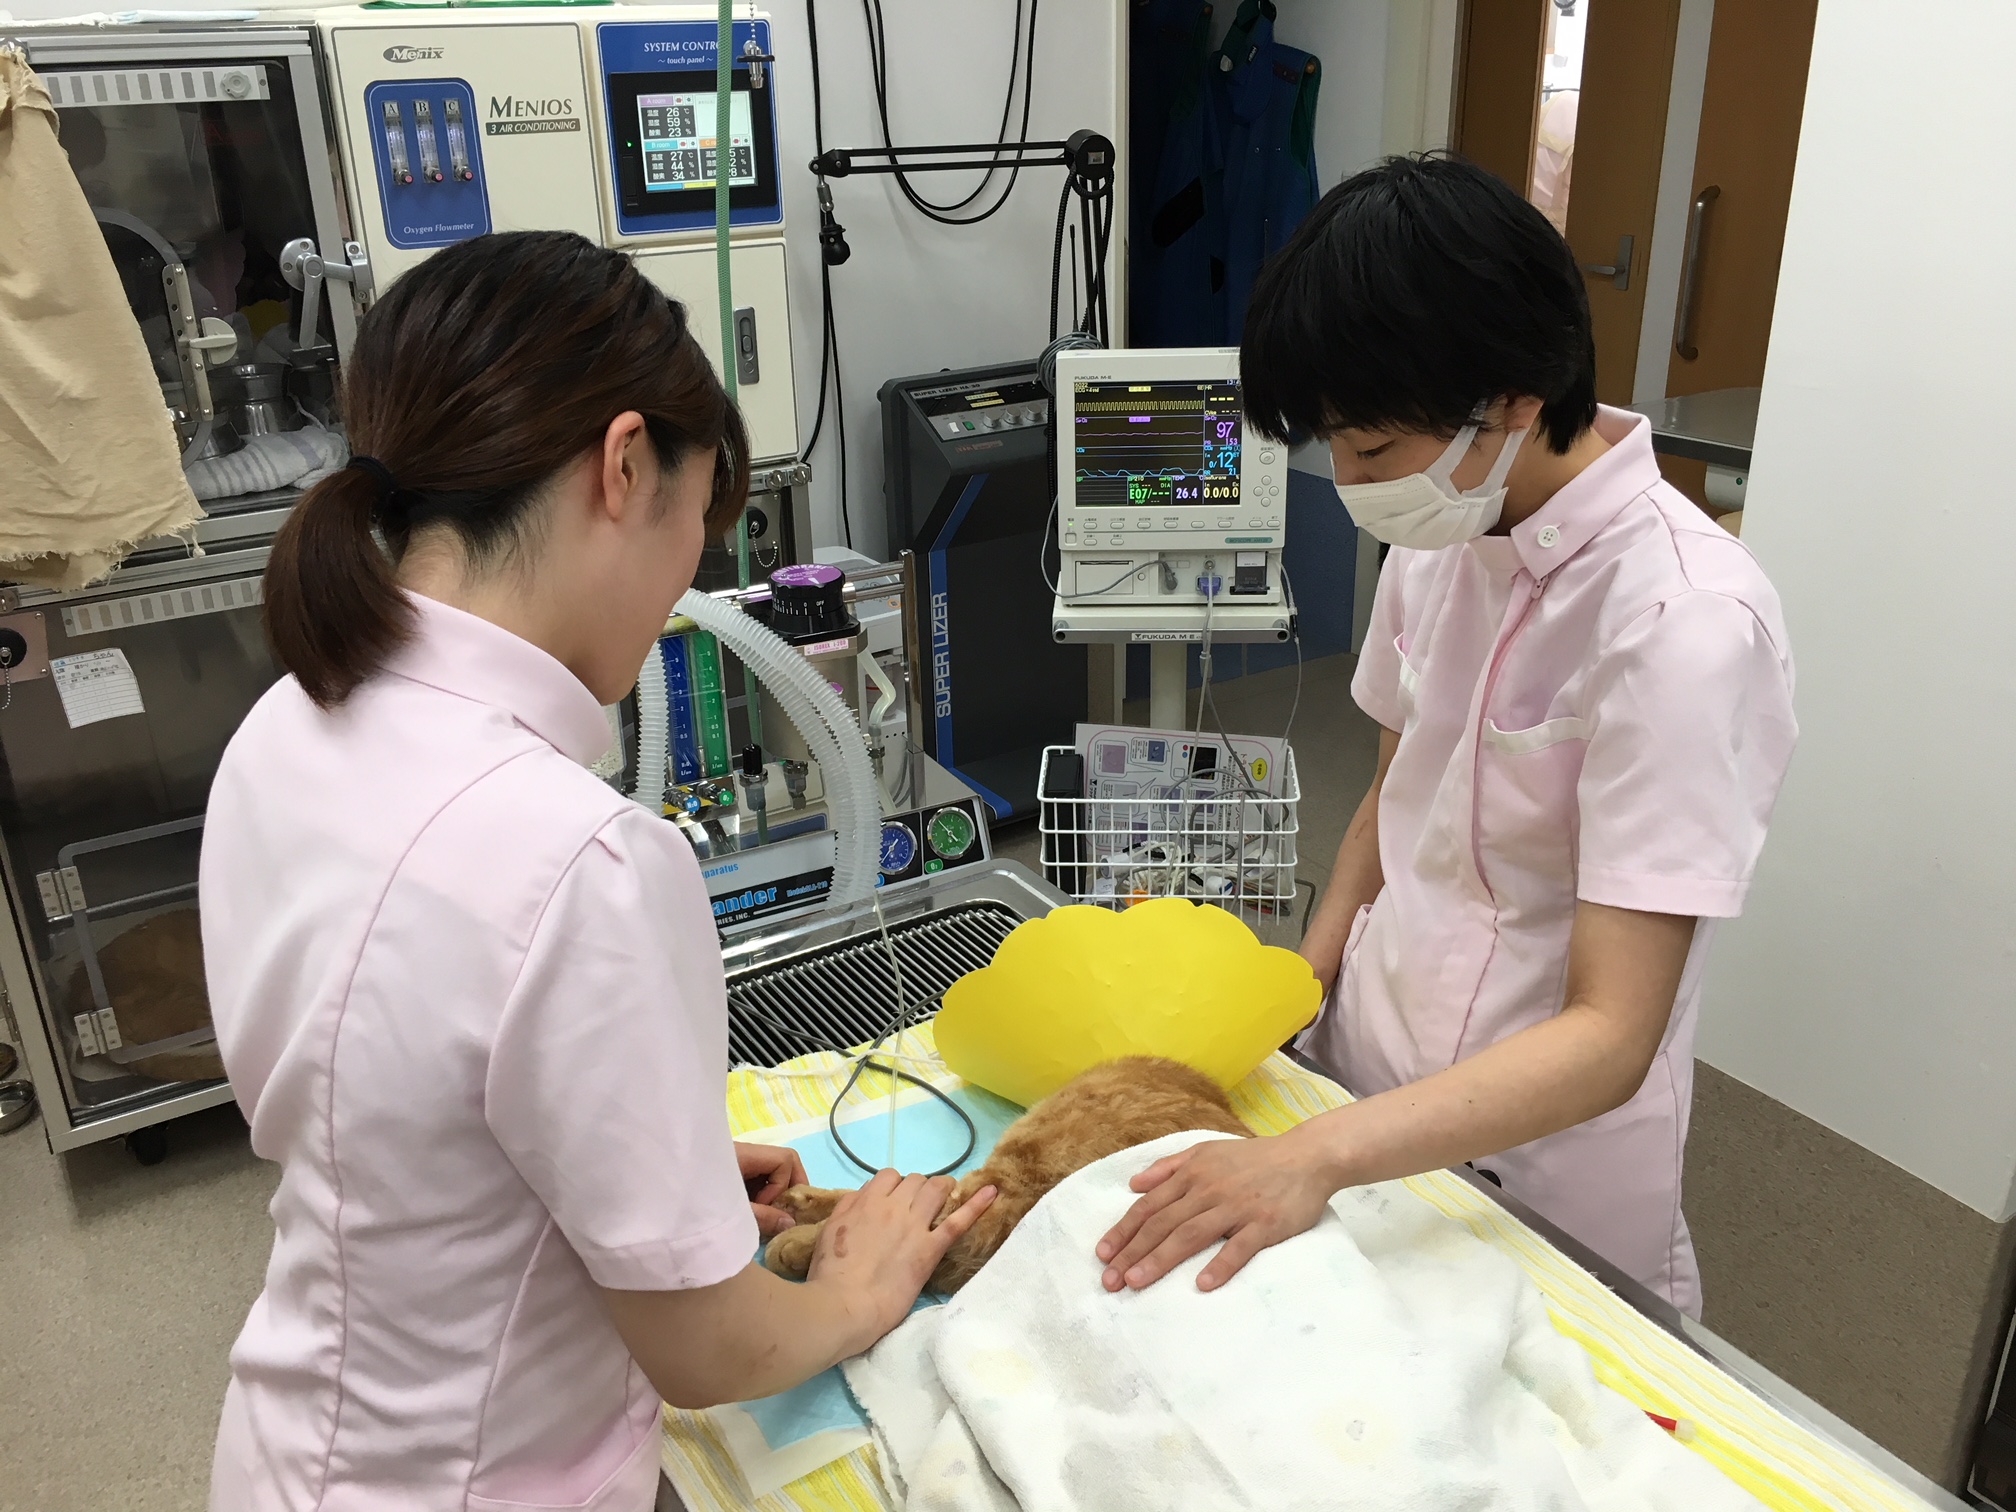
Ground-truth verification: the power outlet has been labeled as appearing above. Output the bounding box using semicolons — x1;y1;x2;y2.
0;613;51;681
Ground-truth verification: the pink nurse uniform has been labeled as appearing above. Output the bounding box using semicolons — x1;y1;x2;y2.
1301;406;1797;1317
201;595;756;1510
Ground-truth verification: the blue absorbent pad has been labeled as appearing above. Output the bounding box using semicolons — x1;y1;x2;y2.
733;1082;1024;1454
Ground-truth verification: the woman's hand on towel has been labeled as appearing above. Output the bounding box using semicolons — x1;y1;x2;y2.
737;1142;810;1238
815;1170;998;1347
1096;1133;1335;1294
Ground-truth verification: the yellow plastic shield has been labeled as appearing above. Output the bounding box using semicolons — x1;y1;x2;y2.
933;898;1324;1107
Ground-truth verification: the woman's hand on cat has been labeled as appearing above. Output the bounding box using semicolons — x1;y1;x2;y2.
811;1171;997;1348
1096;1134;1335;1294
737;1142;810;1238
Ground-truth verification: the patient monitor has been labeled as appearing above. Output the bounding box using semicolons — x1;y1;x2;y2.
1049;346;1293;646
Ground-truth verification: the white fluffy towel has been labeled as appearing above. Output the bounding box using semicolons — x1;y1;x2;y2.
843;1132;1760;1512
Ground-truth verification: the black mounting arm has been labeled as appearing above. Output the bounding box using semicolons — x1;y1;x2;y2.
808;131;1117;344
810;130;1114;186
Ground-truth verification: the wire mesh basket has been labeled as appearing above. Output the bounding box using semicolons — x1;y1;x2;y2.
1036;743;1300;923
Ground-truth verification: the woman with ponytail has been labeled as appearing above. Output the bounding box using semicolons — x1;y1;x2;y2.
201;232;993;1512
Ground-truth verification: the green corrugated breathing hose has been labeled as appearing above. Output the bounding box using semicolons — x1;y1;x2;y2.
716;0;763;751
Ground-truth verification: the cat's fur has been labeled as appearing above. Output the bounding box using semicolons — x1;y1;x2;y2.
762;1055;1251;1294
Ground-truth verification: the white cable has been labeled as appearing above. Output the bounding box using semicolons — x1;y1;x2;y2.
1195;584;1214;735
1278;562;1306;751
1039;494;1060;595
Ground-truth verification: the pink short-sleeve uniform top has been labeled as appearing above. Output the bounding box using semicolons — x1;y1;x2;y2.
201;597;757;1512
1300;407;1797;1317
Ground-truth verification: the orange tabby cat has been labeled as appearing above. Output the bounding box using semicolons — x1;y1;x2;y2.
762;1056;1251;1294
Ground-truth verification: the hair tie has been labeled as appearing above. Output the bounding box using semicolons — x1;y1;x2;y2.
345;455;412;524
345;454;398;496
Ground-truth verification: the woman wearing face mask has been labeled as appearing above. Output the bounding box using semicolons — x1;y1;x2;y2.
202;231;994;1511
1095;155;1795;1317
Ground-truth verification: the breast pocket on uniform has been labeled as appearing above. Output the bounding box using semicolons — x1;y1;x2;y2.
1482;715;1588;754
1479;716;1591;878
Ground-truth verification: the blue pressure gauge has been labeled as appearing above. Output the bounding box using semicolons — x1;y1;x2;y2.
880;820;919;876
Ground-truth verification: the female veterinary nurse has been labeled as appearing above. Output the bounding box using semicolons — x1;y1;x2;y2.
1097;155;1796;1317
202;232;993;1511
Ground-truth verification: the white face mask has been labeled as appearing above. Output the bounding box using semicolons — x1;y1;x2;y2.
1332;420;1530;550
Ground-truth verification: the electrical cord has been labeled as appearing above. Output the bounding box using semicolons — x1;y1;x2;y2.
1039;495;1060;595
860;0;1039;225
735;1005;979;1176
1037;328;1106;596
1277;561;1305;750
1074;559;1151;598
832;889;978;1176
800;0;852;546
735;891;978;1179
1045;161;1116;342
1046;175;1073;339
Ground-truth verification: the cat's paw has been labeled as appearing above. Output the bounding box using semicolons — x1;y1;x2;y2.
763;1221;821;1280
775;1185;847;1224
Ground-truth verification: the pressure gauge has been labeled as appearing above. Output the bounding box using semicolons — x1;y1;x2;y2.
926;806;977;861
880;820;919;876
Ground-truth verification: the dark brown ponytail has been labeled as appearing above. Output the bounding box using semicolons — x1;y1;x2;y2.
263;231;751;707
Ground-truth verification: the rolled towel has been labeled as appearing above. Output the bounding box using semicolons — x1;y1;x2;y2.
183;426;347;502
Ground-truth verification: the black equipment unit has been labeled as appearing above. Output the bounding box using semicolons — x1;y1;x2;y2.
881;360;1086;820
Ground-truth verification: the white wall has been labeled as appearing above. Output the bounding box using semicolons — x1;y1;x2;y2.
1700;0;2016;1222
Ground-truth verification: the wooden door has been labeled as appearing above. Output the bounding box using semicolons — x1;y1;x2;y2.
1452;0;1549;195
1661;0;1819;512
1560;0;1681;405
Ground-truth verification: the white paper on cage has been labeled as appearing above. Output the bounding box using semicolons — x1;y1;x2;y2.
1074;723;1286;797
50;648;145;728
1072;723;1292;904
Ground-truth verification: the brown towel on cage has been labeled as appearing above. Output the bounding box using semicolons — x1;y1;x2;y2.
0;49;203;590
68;910;224;1084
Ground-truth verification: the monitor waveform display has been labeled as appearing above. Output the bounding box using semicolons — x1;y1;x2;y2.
1073;378;1243;510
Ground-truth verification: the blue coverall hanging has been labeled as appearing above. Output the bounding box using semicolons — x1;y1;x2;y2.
1210;0;1320;342
1131;0;1219;347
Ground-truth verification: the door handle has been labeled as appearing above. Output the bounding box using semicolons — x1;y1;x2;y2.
1674;185;1720;361
1580;234;1633;291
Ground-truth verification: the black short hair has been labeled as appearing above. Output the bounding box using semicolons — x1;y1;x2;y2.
1241;153;1597;454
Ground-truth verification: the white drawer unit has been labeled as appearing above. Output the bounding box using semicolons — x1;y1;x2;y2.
634;240;799;464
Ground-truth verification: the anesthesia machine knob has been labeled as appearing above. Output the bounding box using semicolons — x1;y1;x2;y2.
766;563;858;644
